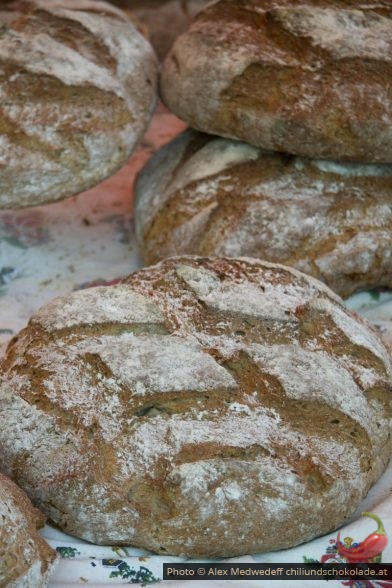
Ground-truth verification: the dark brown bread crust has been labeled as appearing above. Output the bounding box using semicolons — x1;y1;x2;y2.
161;0;392;162
0;257;391;557
134;130;392;298
0;473;58;587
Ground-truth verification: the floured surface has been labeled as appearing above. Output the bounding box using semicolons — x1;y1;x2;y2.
135;130;392;298
273;6;392;61
161;0;392;162
34;286;165;331
0;102;391;584
0;473;58;587
0;102;186;357
0;0;158;208
0;255;391;559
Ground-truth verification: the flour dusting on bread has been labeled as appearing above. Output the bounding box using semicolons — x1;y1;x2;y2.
0;257;390;557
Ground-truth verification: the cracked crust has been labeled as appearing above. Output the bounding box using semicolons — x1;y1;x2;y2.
0;0;157;208
161;0;392;162
0;256;391;557
134;129;392;298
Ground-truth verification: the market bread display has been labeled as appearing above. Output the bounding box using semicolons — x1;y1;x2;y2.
0;0;158;209
134;130;392;298
0;256;391;557
109;0;208;59
160;0;392;163
0;472;58;587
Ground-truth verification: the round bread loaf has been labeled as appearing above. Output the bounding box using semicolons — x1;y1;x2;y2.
0;0;157;209
134;130;392;298
0;256;391;557
109;0;208;60
0;473;58;587
161;0;392;163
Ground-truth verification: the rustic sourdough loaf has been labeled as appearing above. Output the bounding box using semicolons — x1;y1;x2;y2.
0;0;157;209
161;0;392;163
0;256;391;557
108;0;208;59
0;473;58;587
134;130;392;298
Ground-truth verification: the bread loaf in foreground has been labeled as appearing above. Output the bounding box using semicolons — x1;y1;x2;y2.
134;130;392;298
161;0;392;163
0;0;157;209
0;256;391;557
0;473;58;587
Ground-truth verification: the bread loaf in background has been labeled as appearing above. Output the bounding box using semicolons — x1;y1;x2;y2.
161;0;392;163
0;472;58;587
0;256;391;557
109;0;208;59
0;0;157;209
134;130;392;298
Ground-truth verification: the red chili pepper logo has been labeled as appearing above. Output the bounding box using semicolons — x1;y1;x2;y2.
337;512;388;563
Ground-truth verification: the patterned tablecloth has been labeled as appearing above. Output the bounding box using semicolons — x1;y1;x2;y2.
1;104;391;587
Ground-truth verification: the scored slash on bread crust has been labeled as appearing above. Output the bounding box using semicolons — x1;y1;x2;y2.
134;129;392;298
160;0;392;163
0;473;58;587
0;0;158;208
0;256;391;557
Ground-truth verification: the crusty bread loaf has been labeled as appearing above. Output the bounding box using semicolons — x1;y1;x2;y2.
0;256;391;557
0;0;157;209
134;130;392;298
109;0;208;59
161;0;392;163
0;473;58;587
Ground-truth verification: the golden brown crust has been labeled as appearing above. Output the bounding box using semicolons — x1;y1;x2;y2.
161;0;392;162
0;256;391;557
0;473;58;587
